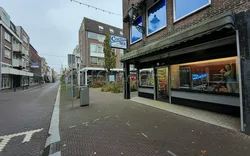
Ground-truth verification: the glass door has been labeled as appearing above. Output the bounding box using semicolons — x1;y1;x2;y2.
157;67;169;102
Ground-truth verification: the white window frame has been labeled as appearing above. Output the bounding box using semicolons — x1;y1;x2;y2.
4;49;11;59
4;32;11;42
146;0;167;37
130;16;143;45
173;0;211;22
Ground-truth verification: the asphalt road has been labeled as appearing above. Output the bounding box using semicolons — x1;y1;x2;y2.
0;82;59;156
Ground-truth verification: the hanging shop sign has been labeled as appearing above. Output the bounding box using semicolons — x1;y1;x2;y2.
31;62;40;68
110;35;127;49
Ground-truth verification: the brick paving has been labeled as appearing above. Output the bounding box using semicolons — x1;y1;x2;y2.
60;88;250;156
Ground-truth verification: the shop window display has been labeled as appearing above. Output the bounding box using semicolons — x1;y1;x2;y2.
139;68;154;87
171;57;239;94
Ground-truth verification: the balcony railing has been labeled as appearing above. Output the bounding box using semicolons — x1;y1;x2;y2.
13;43;23;53
12;58;25;68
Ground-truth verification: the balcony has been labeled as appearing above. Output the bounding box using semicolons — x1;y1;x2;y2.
13;58;25;68
13;43;29;56
13;43;23;53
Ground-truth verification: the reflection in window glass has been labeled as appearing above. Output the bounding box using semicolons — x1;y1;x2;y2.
131;16;142;44
171;57;239;93
174;0;210;21
139;68;154;87
147;0;167;35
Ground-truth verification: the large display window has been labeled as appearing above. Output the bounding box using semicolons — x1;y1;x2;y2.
171;57;239;94
139;68;154;87
130;16;143;44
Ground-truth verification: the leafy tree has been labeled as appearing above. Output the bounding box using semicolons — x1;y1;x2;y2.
103;34;116;82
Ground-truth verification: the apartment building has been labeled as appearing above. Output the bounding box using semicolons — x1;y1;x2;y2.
78;17;124;85
29;44;42;85
121;0;250;134
0;7;33;90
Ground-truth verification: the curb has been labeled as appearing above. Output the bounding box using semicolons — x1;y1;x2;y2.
43;85;61;156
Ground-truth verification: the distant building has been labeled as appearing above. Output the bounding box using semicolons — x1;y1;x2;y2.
78;17;124;85
0;7;33;89
29;44;42;85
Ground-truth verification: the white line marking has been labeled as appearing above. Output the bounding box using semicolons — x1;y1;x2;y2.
126;122;130;126
115;115;118;118
104;116;110;119
0;128;43;152
69;125;76;128
141;133;148;138
94;118;100;122
167;150;177;156
82;122;89;125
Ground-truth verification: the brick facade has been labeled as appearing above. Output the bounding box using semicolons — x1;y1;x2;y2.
29;45;41;75
1;27;12;64
123;0;250;51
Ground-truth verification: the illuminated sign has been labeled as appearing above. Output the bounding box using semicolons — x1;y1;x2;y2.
110;35;127;49
192;74;207;80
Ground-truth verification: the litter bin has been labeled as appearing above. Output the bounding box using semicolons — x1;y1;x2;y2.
80;85;89;106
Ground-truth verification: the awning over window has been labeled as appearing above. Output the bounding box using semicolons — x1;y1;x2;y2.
121;11;235;62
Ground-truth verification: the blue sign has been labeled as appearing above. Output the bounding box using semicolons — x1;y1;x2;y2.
110;35;127;49
193;74;207;80
31;62;40;68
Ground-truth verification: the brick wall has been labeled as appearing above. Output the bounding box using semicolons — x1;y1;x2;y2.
1;27;12;64
123;0;250;51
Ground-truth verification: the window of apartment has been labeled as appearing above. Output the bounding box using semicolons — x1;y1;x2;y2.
171;57;239;94
90;57;104;65
139;68;154;87
130;16;143;44
147;0;167;36
4;32;11;42
90;43;103;54
88;32;105;42
120;49;124;57
174;0;211;21
109;28;114;34
23;35;28;43
4;49;11;59
120;31;123;36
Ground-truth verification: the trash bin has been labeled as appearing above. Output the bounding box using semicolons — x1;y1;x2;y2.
80;85;89;106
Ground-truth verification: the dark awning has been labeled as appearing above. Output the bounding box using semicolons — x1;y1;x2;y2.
121;11;235;62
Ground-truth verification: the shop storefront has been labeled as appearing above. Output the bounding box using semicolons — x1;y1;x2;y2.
1;74;12;89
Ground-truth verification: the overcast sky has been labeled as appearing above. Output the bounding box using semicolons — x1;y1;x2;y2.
1;0;123;73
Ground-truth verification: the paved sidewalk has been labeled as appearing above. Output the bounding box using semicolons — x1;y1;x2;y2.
59;88;250;156
0;83;48;93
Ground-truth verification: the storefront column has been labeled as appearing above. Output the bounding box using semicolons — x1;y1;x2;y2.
236;9;250;135
168;65;172;104
84;70;88;85
136;68;140;96
153;68;157;100
124;62;130;99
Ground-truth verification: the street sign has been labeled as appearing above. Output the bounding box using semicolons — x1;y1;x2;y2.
31;62;40;68
110;35;127;49
68;54;76;69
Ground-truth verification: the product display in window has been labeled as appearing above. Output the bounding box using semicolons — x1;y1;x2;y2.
171;57;239;94
139;69;154;87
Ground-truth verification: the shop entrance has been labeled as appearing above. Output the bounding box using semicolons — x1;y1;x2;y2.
156;67;169;102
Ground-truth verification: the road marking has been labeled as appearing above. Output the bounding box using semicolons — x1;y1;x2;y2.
115;115;118;118
94;118;100;122
0;128;43;152
104;116;110;119
167;150;177;156
141;133;148;138
126;122;130;126
82;122;89;125
69;125;76;128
